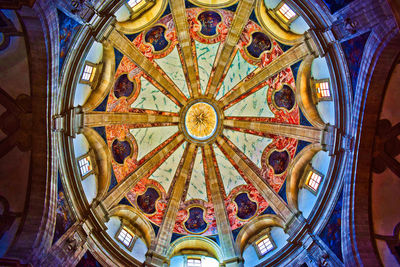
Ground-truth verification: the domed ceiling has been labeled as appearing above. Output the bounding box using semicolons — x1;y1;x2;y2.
106;6;302;236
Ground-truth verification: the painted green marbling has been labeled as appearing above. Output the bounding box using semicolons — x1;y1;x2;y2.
186;149;207;202
155;47;190;98
130;126;178;160
224;129;273;168
213;143;247;196
131;77;180;112
149;142;186;193
224;84;274;117
216;51;257;100
196;41;220;94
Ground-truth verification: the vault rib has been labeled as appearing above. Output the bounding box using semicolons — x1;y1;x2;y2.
146;143;197;265
108;29;187;107
216;135;293;222
205;0;255;98
218;41;313;109
83;111;179;127
203;145;239;261
224;119;323;143
101;133;185;210
169;0;201;97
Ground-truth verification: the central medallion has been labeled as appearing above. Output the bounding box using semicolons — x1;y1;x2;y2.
185;102;217;140
181;99;222;144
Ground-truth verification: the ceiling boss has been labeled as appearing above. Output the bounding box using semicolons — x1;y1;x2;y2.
184;102;218;141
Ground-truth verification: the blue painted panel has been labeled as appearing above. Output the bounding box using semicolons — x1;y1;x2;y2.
320;191;343;261
58;10;81;71
341;32;370;99
322;0;355;13
53;171;75;244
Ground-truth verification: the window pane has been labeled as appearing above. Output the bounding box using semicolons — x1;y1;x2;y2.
81;64;94;81
117;228;134;248
257;236;274;256
78;157;92;176
307;172;322;191
128;0;142;8
188;258;201;267
279;4;296;20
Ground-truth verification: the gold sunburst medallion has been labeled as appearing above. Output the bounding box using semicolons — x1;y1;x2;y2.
185;102;218;140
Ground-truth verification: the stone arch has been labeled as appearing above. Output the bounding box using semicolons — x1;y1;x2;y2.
235;214;285;255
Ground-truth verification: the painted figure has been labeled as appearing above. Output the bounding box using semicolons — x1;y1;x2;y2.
111;139;131;164
235;193;257;220
114;74;134;98
185;207;207;233
198;11;222;36
274;85;295;110
268;150;290;175
145;25;169;52
247;32;272;58
137;187;159;214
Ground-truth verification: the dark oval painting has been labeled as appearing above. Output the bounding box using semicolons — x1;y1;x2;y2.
234;193;257;220
137;187;159;214
198;11;222;37
145;25;169;52
184;207;208;234
268;150;290;175
274;85;295;110
246;32;272;58
111;139;131;164
114;74;134;98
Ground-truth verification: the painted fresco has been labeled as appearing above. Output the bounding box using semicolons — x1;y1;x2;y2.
322;0;355;13
76;251;102;267
341;32;370;98
145;25;169;52
234;193;257;220
58;10;81;70
197;11;222;37
246;32;271;59
320;192;343;261
113;74;135;98
137;187;160;214
268;150;290;175
53;174;74;244
274;84;295;111
184;207;208;234
106;7;299;235
111;139;132;164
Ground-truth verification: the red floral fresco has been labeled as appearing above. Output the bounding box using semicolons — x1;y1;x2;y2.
105;8;299;235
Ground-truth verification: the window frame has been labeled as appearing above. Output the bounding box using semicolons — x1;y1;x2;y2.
312;78;332;102
304;169;324;194
115;225;137;251
79;61;97;85
187;257;202;267
76;152;94;180
277;2;298;22
125;0;156;20
269;1;299;31
253;229;277;259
